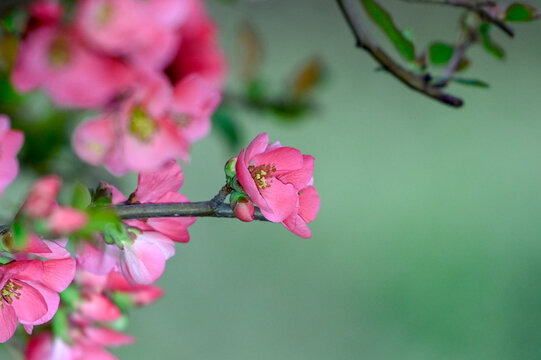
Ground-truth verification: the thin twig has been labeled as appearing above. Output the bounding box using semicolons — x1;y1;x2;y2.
113;201;267;221
400;0;514;37
0;201;268;236
337;0;464;107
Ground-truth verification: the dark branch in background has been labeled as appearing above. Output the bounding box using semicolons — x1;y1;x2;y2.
434;26;476;87
336;0;464;107
0;0;36;18
400;0;514;37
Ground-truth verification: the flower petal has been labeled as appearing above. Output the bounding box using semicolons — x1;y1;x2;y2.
0;302;17;343
11;280;48;323
259;180;297;222
298;186;320;223
253;147;303;173
244;132;269;166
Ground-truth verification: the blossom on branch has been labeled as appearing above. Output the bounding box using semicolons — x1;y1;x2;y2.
235;133;320;237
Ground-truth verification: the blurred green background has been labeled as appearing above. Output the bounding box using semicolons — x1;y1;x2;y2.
3;0;541;359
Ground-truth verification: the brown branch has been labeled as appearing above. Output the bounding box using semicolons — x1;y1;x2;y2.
0;0;36;18
337;0;463;107
400;0;514;37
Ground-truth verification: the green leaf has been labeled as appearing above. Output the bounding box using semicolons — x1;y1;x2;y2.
361;0;415;61
212;106;241;149
11;219;28;251
428;42;454;65
76;207;121;238
505;3;537;22
479;24;505;59
52;308;71;344
71;183;91;210
451;77;490;88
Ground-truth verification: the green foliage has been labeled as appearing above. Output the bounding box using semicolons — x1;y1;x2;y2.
213;105;241;149
479;24;505;59
360;0;415;61
52;308;71;344
451;77;489;88
505;3;538;22
11;219;28;251
76;207;121;238
71;183;91;210
429;42;454;66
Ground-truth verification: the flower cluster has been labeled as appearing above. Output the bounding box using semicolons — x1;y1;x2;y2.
14;0;226;175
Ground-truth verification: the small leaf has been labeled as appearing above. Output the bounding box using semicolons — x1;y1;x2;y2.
451;77;490;88
456;57;470;72
212;106;241;149
239;22;263;81
361;0;415;61
52;308;71;344
76;207;121;238
505;3;537;22
11;219;28;251
291;57;325;99
428;42;454;65
72;183;91;210
479;24;505;59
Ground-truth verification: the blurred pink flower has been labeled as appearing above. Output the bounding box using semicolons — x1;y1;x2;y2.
13;25;133;109
0;115;24;196
167;0;227;90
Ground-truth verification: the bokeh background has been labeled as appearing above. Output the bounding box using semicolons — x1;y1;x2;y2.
2;0;541;359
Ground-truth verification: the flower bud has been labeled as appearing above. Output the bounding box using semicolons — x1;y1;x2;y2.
224;157;237;180
231;192;254;222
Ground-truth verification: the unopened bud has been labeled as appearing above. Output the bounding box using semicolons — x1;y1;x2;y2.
224;157;237;180
231;192;254;222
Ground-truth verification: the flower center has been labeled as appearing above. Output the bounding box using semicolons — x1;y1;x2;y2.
48;37;70;68
1;280;22;307
249;164;277;190
172;113;191;128
129;107;157;142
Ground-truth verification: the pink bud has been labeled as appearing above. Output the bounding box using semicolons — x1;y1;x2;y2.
233;197;255;222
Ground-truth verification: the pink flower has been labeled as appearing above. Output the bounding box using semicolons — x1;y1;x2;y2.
167;0;227;90
22;176;88;234
0;258;76;343
0;116;24;196
26;326;134;360
72;71;188;175
75;0;188;70
129;160;196;242
76;230;175;286
236;133;307;222
12;26;133;108
168;74;221;144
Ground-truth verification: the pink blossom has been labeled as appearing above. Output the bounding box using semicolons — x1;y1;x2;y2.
0;258;76;343
23;175;61;218
236;133;307;222
0;116;24;196
13;26;133;108
168;74;221;144
167;0;227;90
130;160;196;242
73;71;188;175
26;326;134;360
22;176;88;234
75;0;188;69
